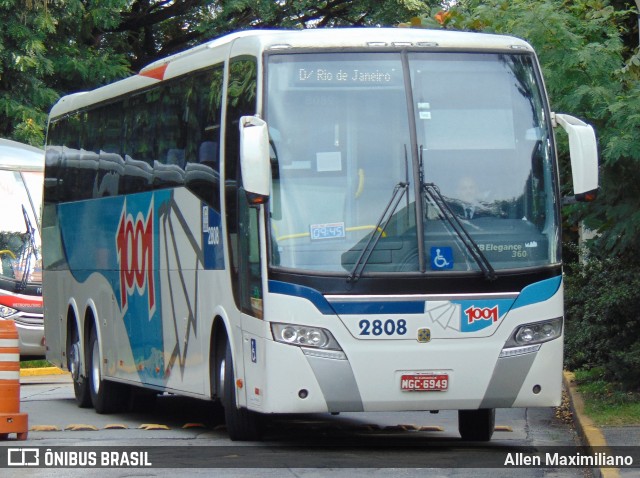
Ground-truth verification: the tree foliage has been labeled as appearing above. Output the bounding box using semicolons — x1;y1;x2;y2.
0;0;130;145
0;1;56;145
408;0;640;260
0;0;436;145
564;250;640;390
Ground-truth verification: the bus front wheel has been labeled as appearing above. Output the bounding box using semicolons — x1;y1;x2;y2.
458;408;495;441
221;340;262;441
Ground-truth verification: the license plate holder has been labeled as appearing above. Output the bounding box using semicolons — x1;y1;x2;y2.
400;373;449;392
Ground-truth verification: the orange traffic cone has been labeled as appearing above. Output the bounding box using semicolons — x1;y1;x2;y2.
0;320;28;440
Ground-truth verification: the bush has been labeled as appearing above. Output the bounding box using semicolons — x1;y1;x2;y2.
564;249;640;391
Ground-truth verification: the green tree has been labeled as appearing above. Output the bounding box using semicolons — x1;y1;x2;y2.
0;0;436;145
0;0;58;144
408;0;640;260
564;252;640;389
0;0;130;145
76;0;436;71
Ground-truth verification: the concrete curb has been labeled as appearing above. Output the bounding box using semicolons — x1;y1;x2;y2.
563;371;620;478
20;366;69;377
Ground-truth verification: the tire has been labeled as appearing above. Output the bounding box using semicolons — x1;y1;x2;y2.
206;335;226;428
68;325;91;408
221;340;262;441
458;408;495;441
88;327;129;414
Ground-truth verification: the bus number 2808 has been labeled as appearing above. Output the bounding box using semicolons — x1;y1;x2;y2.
359;319;407;336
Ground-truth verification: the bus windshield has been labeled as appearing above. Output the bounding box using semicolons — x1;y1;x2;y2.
266;51;558;275
0;168;42;287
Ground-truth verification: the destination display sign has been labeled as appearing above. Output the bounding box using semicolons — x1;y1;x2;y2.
287;61;403;88
298;67;394;83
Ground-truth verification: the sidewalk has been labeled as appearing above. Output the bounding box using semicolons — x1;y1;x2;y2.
563;371;640;478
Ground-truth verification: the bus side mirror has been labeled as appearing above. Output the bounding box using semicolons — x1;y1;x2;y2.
554;113;599;202
239;115;270;203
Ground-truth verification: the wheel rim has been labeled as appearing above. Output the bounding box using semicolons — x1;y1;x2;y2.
91;338;101;395
219;355;226;397
69;341;81;382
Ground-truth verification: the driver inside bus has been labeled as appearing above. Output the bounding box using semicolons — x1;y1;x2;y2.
450;175;494;220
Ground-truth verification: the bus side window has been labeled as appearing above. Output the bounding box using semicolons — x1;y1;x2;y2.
121;90;157;195
184;66;224;211
185;141;221;210
198;141;218;170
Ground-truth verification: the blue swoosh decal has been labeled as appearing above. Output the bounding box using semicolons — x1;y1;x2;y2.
511;276;562;310
268;280;335;315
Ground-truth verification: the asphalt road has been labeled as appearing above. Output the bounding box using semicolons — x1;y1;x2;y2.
0;373;595;477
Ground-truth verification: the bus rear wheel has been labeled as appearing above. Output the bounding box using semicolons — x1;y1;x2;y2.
458;408;495;441
88;327;129;414
68;325;91;408
221;340;262;441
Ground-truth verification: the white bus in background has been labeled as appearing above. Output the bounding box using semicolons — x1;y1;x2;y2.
0;138;44;358
43;28;598;441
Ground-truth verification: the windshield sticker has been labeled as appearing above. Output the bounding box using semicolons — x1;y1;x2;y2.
310;222;345;240
418;102;432;120
316;151;342;172
430;246;453;270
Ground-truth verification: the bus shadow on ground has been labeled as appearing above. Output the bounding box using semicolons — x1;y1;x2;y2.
142;393;503;447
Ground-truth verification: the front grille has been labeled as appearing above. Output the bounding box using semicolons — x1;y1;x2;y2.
11;312;43;327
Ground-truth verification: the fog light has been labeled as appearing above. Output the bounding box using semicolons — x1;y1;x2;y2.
301;347;347;360
499;344;541;358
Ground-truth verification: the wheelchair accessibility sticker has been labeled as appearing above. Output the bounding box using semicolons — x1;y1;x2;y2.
430;247;453;270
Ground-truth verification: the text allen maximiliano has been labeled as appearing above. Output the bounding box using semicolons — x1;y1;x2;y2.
504;452;634;467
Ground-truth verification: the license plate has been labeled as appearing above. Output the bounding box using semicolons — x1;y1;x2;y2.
400;374;449;392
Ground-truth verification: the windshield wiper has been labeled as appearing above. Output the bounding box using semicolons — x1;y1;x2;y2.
347;182;409;283
18;205;37;291
423;183;496;281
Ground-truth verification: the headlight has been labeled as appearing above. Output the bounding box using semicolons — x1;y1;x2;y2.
500;317;563;357
0;306;18;318
271;323;342;350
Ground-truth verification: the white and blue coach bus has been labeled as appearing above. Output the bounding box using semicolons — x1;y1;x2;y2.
43;28;598;441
